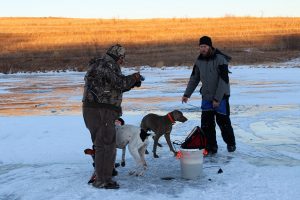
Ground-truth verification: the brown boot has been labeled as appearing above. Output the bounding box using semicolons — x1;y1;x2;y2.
92;180;119;189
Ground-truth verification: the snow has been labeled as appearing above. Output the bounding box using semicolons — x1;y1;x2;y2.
0;60;300;200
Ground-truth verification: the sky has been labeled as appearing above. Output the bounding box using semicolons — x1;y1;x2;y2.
0;0;299;19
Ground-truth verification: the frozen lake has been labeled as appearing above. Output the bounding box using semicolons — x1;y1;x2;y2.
0;61;300;199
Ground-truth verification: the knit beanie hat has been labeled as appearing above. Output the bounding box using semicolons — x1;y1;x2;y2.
199;36;212;47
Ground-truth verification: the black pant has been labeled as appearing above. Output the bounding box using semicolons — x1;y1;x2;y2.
201;110;235;150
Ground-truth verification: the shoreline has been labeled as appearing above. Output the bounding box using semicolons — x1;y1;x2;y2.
1;51;300;74
1;17;299;73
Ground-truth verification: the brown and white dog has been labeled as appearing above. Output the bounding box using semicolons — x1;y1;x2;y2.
115;124;150;176
85;121;151;178
140;110;188;158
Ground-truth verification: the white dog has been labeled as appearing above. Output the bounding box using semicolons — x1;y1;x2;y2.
116;124;150;176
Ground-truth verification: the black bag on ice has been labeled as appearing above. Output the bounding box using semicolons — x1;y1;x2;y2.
180;126;207;149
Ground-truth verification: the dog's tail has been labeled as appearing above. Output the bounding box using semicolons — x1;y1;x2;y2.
140;129;152;142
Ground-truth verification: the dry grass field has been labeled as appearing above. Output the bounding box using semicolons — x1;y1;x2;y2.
0;17;299;73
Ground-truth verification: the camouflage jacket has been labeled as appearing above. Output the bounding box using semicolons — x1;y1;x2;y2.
82;54;137;114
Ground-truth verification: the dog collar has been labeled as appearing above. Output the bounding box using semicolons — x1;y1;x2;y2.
167;113;175;124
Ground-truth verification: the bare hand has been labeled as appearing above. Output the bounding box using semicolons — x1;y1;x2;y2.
213;100;220;108
182;96;189;104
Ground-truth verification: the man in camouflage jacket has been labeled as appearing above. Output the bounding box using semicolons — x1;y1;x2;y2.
82;44;143;189
182;36;236;155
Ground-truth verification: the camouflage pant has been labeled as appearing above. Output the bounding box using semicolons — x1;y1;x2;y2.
83;106;119;183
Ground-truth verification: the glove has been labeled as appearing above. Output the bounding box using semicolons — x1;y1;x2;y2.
132;72;145;82
134;81;142;87
133;72;141;81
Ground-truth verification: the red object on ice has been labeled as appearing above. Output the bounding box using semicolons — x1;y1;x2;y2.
176;150;183;159
203;149;208;156
84;148;95;156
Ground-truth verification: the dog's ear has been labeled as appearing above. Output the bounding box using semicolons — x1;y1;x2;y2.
172;110;183;115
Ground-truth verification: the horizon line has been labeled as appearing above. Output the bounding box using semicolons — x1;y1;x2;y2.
1;15;299;20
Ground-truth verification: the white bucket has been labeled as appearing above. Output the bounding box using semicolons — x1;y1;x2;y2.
179;148;203;180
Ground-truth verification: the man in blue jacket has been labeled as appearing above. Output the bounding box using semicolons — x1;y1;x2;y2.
182;36;236;154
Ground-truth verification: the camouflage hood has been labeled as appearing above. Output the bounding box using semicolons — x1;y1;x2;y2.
106;44;126;61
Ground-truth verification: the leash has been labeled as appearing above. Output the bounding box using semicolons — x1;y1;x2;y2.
172;140;184;152
186;103;201;110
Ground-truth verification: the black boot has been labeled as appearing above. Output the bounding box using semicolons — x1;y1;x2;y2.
227;145;236;152
205;145;218;155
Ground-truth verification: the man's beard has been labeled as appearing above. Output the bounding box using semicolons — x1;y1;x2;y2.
201;48;212;57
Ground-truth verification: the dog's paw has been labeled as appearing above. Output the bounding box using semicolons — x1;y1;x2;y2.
129;170;137;176
129;171;134;176
136;171;145;176
129;170;145;176
145;149;149;154
121;161;125;167
115;163;120;168
154;154;159;158
112;168;118;176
